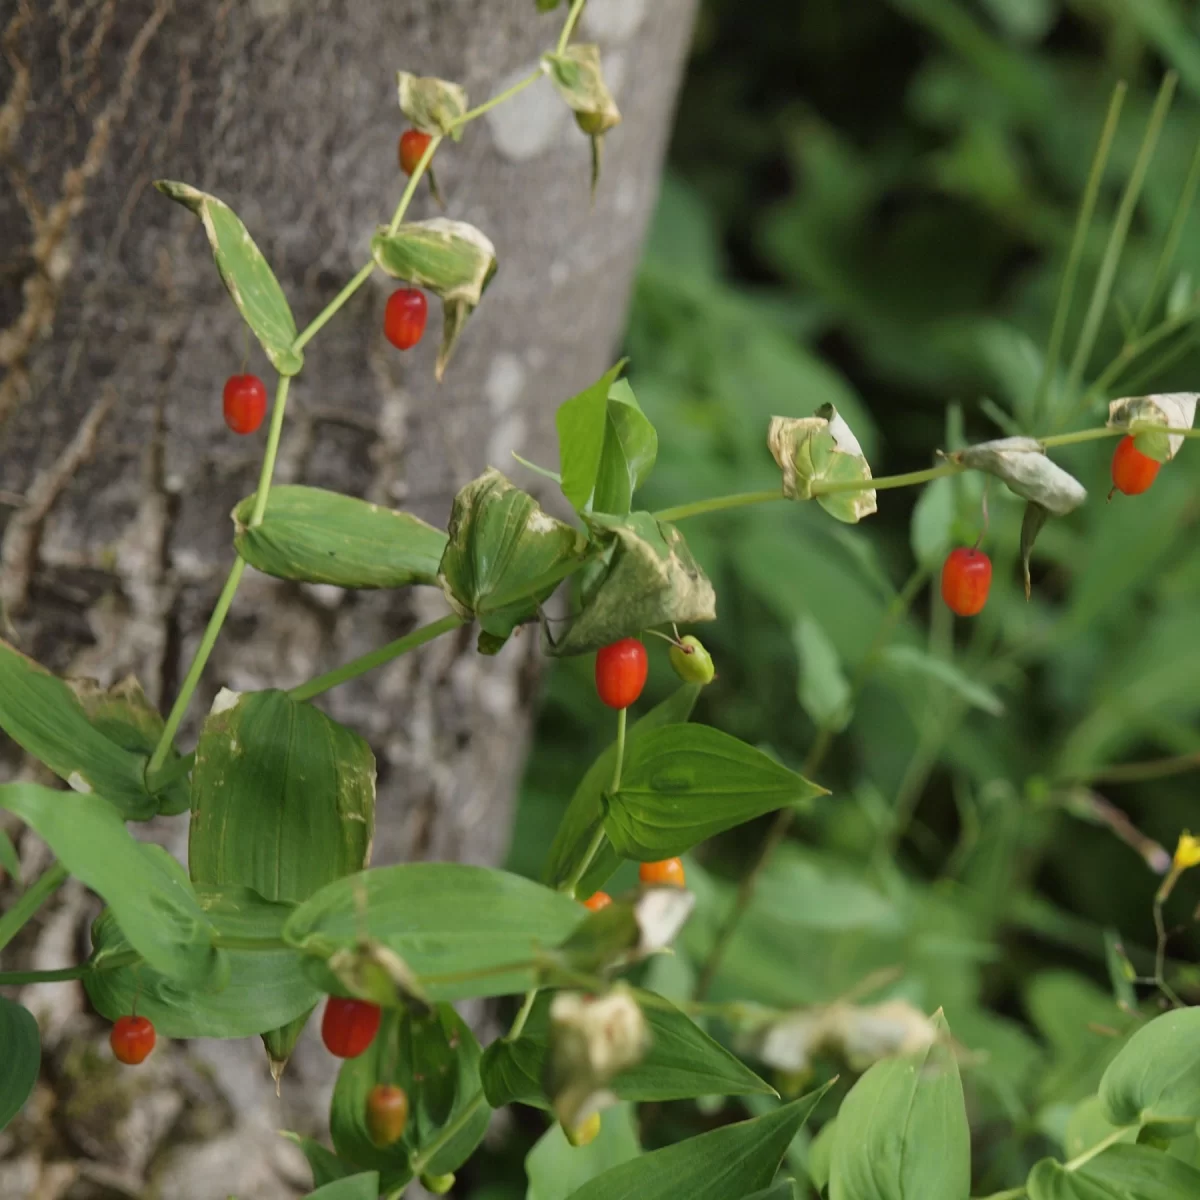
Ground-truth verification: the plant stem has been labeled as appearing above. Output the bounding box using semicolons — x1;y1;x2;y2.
812;462;963;496
247;375;292;526
0;863;68;954
653;489;782;524
409;1089;487;1176
566;825;607;900
292;261;375;354
557;0;587;53
610;706;627;793
0;963;92;986
507;988;539;1041
387;134;441;236
289;613;465;703
1065;1125;1132;1171
1037;426;1123;449
453;70;544;128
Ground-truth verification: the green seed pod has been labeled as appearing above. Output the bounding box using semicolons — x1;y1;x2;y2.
668;635;715;685
421;1173;456;1194
563;1111;602;1147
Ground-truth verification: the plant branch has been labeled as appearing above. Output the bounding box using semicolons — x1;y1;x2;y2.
811;462;963;496
452;70;544;128
557;0;587;53
0;862;68;954
653;490;782;523
409;1089;487;1177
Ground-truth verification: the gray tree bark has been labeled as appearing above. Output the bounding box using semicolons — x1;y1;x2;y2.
0;0;697;1195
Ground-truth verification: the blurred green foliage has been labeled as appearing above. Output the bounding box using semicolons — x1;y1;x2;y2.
500;1;1200;1196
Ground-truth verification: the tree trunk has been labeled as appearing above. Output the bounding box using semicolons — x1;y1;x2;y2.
0;0;696;1195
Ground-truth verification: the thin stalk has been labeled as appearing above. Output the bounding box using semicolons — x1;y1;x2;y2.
0;863;68;954
1034;83;1126;422
557;0;587;52
452;70;543;128
507;988;539;1041
289;613;465;703
565;824;606;900
247;375;292;526
387;134;441;235
1065;1125;1133;1171
409;1089;487;1176
610;706;627;793
811;462;963;497
652;489;781;524
0;963;91;986
1037;426;1124;449
1071;750;1200;786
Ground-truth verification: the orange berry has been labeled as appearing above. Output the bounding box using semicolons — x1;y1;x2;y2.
940;547;992;617
1110;435;1161;496
639;858;686;888
582;891;612;912
110;1015;156;1065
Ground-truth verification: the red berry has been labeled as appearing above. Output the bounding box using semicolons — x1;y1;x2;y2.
1110;435;1161;496
582;891;612;912
595;638;648;710
321;996;381;1059
110;1015;156;1065
399;129;433;176
639;858;686;888
222;374;268;435
366;1084;409;1147
384;288;428;351
941;547;992;617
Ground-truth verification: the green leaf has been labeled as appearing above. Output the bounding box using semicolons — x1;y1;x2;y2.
480;988;774;1110
330;1005;489;1183
526;1104;641;1200
556;363;628;511
603;725;827;861
85;888;321;1039
0;995;39;1132
829;1011;969;1200
439;469;587;645
544;684;701;894
396;71;468;138
0;828;20;885
910;475;955;569
0;783;221;986
550;513;716;656
1100;1007;1200;1127
232;486;446;589
304;1174;381;1200
742;1185;799;1200
283;1134;360;1191
877;644;1005;716
284;864;584;1001
793;616;853;732
1028;1145;1200;1199
592;380;658;516
0;641;184;820
562;1086;828;1200
155;181;301;375
768;407;877;523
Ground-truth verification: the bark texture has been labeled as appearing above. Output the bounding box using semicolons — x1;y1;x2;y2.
0;0;697;1195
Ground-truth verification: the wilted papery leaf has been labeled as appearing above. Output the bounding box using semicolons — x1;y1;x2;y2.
1107;392;1198;463
1019;501;1050;601
633;887;696;957
542;44;621;134
768;406;877;523
397;71;468;139
325;940;430;1012
955;437;1086;516
371;220;497;306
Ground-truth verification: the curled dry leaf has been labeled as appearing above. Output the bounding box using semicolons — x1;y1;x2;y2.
767;405;877;523
396;71;468;139
954;437;1086;516
1107;392;1198;463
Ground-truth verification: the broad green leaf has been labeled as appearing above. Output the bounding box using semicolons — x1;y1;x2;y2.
742;1185;799;1200
768;406;876;523
544;684;701;894
829;1012;969;1200
439;469;587;646
0;828;20;884
1100;1007;1200;1127
480;987;773;1110
283;1134;360;1190
808;1118;837;1193
0;783;221;986
526;1104;641;1200
232;486;446;589
0;642;185;820
592;380;658;516
556;363;628;511
878;644;1004;716
1064;1095;1135;1161
304;1174;380;1200
1028;1145;1200;1199
793;616;852;732
562;1087;827;1200
955;437;1086;515
396;71;468;139
910;475;955;569
155;181;301;375
551;513;715;656
331;1005;489;1184
0;996;39;1132
603;725;826;861
85;889;321;1039
752;844;899;933
285;864;584;1001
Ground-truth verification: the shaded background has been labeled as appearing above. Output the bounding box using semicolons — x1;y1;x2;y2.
504;0;1200;1195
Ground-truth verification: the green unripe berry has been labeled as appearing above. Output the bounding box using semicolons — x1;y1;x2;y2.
575;110;607;136
668;635;715;685
421;1173;456;1194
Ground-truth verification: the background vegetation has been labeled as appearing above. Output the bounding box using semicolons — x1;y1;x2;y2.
503;0;1200;1194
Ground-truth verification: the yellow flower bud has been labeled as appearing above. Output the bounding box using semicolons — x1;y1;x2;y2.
1173;832;1200;871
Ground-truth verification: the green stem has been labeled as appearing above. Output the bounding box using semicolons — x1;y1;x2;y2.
1037;426;1124;449
409;1089;487;1177
292;261;375;354
387;134;441;236
1065;1126;1132;1171
557;0;587;52
566;825;607;900
146;750;195;794
452;70;543;128
0;963;92;986
610;706;627;793
507;988;539;1041
812;462;962;497
653;489;782;524
0;863;68;954
247;375;292;527
289;613;465;703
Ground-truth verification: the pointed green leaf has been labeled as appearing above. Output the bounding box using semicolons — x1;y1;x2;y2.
0;783;221;986
0;995;39;1132
284;864;584;1001
910;475;956;569
550;513;715;656
155;181;301;375
232;486;446;589
1028;1145;1200;1199
955;437;1087;515
284;1134;361;1191
0;641;184;819
592;380;658;516
1100;1007;1200;1127
563;1087;828;1200
878;644;1004;716
793;616;853;732
555;363;628;512
829;1011;969;1200
439;469;587;643
0;828;20;885
304;1174;381;1200
526;1104;641;1200
603;725;827;861
743;1186;799;1200
544;684;701;894
396;72;468;139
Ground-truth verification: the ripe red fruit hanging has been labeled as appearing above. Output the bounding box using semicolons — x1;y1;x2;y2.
639;857;686;888
582;891;612;912
595;638;648;710
366;1083;410;1147
384;288;428;351
110;1015;156;1065
1110;435;1161;497
399;128;433;176
321;996;382;1059
941;547;992;617
222;374;268;435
